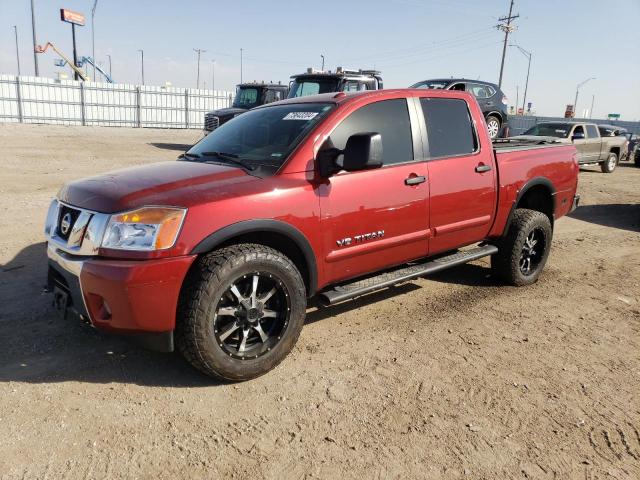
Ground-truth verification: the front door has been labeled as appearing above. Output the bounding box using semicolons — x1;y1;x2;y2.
570;124;589;163
417;96;497;254
317;98;429;284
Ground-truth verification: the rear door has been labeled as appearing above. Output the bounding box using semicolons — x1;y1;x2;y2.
417;96;497;254
467;82;495;114
317;97;429;283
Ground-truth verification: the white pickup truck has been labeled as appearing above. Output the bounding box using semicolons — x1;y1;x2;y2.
514;121;628;173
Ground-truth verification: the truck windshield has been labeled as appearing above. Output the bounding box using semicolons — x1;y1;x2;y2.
232;87;261;109
522;124;571;138
288;77;340;98
186;103;333;171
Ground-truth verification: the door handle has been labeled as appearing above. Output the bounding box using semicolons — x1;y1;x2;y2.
405;175;426;186
475;164;492;173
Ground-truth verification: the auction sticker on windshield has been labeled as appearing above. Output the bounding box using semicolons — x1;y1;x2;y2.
283;112;319;121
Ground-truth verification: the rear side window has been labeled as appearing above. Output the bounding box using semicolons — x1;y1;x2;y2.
328;99;414;165
420;98;477;158
469;83;495;99
586;125;599;138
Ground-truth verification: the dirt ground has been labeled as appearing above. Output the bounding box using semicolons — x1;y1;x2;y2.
0;123;638;480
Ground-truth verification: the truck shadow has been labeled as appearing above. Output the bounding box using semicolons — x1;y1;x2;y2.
0;243;502;387
568;203;639;232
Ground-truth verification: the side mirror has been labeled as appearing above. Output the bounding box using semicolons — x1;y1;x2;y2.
317;133;383;177
572;132;585;141
343;133;383;171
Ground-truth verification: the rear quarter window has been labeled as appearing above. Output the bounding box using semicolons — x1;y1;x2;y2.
419;98;477;158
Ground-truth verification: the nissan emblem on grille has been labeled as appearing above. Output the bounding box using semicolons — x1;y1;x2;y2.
60;212;72;235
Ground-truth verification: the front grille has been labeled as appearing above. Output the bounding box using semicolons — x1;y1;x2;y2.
57;205;81;240
204;114;220;131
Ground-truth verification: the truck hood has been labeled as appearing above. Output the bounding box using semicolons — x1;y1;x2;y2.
58;160;258;213
510;135;570;144
209;107;247;118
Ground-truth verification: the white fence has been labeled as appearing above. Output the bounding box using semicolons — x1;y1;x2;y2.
0;74;234;129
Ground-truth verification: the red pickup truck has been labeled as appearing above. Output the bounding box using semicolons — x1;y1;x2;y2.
45;89;579;381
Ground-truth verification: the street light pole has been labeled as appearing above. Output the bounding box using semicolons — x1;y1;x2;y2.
574;77;595;119
91;0;98;81
30;0;39;76
138;49;144;85
590;95;595;119
240;48;243;84
13;26;21;76
193;48;206;89
509;44;531;113
321;54;325;71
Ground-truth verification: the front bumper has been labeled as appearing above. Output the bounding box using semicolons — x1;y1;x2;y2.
47;244;196;352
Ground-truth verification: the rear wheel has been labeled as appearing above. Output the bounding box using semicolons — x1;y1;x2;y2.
600;152;618;173
177;244;307;381
491;209;553;286
486;115;501;140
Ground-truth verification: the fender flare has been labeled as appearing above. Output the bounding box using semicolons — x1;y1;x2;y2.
190;219;318;296
502;177;556;237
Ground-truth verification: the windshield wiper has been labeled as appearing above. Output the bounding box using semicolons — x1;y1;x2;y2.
178;152;201;160
200;151;256;171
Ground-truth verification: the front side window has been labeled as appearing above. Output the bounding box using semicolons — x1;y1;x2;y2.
586;124;599;138
573;125;585;137
328;99;414;166
420;98;476;158
188;103;333;171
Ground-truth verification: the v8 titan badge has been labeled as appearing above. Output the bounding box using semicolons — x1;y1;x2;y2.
337;230;384;247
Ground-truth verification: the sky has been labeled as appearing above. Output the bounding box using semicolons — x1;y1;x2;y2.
1;0;639;119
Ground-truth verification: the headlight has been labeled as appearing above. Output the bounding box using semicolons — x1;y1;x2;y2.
101;207;186;251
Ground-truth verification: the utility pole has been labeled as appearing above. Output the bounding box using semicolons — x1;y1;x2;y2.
497;0;518;88
193;48;206;89
240;48;244;84
321;54;325;71
91;0;98;81
71;23;80;80
515;85;519;115
138;49;144;85
13;26;21;76
106;53;112;77
30;0;39;76
573;77;595;119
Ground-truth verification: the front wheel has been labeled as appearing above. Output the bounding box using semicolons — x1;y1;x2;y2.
486;115;501;140
600;152;618;173
491;209;553;286
176;244;307;381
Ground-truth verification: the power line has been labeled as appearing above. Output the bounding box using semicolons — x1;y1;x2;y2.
496;0;519;87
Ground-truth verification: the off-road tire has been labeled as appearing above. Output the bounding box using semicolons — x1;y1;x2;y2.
600;152;618;173
491;208;553;286
634;150;640;167
176;244;307;381
486;115;501;140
